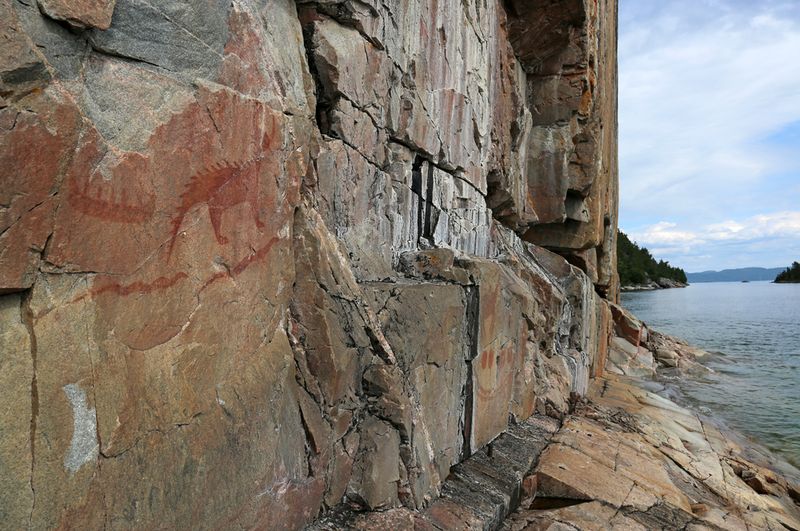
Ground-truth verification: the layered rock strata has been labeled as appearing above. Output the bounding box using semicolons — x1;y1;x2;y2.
0;0;622;528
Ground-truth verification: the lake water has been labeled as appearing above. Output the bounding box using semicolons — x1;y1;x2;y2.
621;281;800;467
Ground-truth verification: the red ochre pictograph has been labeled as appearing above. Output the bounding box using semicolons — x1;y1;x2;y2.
475;344;517;400
68;175;156;223
70;272;189;305
68;237;281;306
63;106;284;312
166;155;268;256
200;236;280;290
167;114;280;257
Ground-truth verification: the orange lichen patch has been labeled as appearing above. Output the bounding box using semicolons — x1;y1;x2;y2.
579;87;593;116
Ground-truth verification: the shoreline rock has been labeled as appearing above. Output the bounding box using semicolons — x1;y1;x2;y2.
621;278;689;292
328;304;800;530
607;303;711;376
505;372;800;530
308;364;800;531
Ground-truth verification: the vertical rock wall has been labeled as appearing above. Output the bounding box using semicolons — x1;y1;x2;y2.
505;0;619;297
0;0;617;527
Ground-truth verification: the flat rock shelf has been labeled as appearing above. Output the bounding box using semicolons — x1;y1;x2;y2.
309;371;800;530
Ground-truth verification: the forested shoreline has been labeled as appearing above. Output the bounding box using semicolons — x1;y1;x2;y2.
617;230;687;287
775;262;800;283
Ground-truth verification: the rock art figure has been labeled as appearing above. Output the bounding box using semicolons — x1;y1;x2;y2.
168;155;267;256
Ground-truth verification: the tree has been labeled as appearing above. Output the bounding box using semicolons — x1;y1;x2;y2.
775;261;800;283
617;230;687;286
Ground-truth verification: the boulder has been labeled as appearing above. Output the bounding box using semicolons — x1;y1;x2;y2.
37;0;117;30
608;337;656;378
347;417;401;510
610;302;648;347
656;277;686;289
655;347;679;367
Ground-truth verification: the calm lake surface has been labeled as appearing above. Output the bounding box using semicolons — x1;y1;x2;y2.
622;281;800;466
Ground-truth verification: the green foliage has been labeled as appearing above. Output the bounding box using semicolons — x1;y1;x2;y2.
775;261;800;283
617;230;687;286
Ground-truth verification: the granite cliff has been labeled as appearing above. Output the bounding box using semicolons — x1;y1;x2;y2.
1;1;798;529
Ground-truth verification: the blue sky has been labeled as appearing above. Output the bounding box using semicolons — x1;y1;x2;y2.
619;0;800;271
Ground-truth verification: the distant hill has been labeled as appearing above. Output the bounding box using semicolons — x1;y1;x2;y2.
617;230;687;286
686;267;785;283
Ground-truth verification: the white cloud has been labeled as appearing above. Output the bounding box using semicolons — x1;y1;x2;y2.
633;212;800;245
632;222;700;246
619;0;800;228
626;211;800;270
620;0;800;213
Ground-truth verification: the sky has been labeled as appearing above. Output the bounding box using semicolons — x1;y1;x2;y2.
618;0;800;272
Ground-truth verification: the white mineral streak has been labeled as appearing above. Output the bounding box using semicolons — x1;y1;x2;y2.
62;383;98;474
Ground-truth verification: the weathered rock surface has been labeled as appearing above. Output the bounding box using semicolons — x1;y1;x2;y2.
607;303;714;376
309;414;560;531
308;362;800;531
37;0;117;30
1;0;620;528
3;1;798;529
508;0;620;297
0;293;33;529
503;375;800;531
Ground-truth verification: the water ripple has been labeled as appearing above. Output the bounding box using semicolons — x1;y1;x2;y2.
622;281;800;465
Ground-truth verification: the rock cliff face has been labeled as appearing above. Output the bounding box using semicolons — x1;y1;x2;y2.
0;0;618;528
